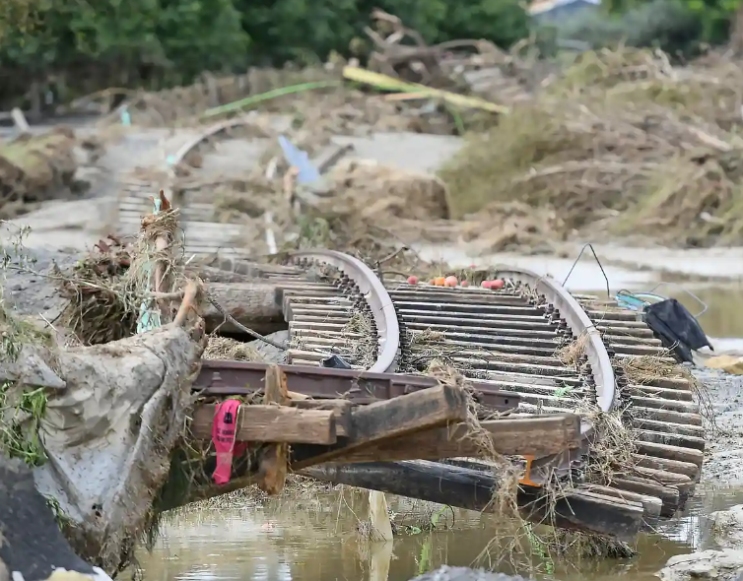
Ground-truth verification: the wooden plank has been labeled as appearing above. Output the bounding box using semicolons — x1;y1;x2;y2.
631;454;699;479
634;441;704;466
290;383;468;470
610;477;680;517
191;404;337;444
301;460;644;541
581;484;662;518
257;365;290;495
328;415;581;462
291;399;353;438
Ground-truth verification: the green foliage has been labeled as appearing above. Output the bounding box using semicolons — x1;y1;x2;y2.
543;0;704;55
0;0;530;105
602;0;741;45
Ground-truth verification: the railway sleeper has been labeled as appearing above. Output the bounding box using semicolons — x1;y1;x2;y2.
274;264;708;530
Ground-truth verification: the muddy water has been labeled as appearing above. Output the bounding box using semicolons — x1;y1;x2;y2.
135;485;743;581
667;285;743;351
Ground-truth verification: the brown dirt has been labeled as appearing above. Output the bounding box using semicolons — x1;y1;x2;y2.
0;127;103;220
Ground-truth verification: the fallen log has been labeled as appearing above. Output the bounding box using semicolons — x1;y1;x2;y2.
302;460;645;541
2;248;288;340
202;281;285;335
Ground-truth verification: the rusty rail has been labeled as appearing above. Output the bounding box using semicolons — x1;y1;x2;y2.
194;360;519;412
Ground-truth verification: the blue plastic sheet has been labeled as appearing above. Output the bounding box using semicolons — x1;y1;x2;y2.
278;135;321;185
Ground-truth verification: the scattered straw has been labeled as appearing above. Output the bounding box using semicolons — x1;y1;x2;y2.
438;46;743;249
557;332;589;367
56;201;202;345
340;312;377;369
203;336;264;361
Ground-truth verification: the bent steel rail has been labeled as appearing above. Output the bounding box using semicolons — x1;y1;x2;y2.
494;266;617;414
286;249;400;373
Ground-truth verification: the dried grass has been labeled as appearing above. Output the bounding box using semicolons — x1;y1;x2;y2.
439;46;743;249
618;353;715;423
424;359;521;521
557;333;590;367
203;336;264;361
56;204;198;345
340;312;377;369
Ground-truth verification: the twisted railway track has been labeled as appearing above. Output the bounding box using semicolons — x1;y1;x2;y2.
240;250;704;523
114;119;705;529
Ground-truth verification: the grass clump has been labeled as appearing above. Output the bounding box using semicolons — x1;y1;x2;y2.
0;379;48;466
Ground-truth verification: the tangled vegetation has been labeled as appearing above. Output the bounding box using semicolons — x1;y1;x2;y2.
439;46;743;248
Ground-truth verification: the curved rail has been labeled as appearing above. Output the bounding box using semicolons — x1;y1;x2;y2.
171;117;262;166
494;266;617;413
287;250;400;373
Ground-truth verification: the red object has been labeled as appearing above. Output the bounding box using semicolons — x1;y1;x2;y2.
444;276;458;287
461;280;469;287
407;275;419;285
212;399;248;485
481;280;493;289
491;279;505;290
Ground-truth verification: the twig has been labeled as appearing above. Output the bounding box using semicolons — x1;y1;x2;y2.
206;291;288;350
173;281;198;327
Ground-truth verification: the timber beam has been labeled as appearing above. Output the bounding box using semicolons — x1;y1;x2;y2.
190;402;582;461
301;460;645;541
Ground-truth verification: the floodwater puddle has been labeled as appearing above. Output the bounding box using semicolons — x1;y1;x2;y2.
133;485;743;581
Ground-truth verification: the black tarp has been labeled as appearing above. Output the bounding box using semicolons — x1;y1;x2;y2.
0;455;112;580
643;298;713;364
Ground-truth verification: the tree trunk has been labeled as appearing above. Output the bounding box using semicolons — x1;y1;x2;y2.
203;281;286;335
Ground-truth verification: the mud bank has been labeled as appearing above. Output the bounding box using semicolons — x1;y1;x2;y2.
692;367;743;485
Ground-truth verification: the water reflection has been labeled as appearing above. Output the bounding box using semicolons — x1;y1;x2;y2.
134;488;743;581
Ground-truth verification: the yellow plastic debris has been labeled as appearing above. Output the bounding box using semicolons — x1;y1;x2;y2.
705;354;743;375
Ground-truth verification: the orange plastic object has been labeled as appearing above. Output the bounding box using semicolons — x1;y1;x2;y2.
518;454;542;488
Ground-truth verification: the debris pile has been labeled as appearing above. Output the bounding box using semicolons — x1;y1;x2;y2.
151;41;743;252
441;47;743;248
327;159;451;222
0;127;102;220
79;10;530;137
